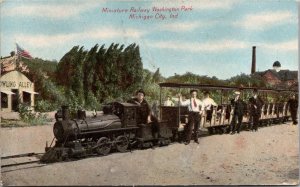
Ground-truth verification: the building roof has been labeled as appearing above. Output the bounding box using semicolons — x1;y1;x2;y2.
255;69;298;81
277;70;298;81
0;70;31;81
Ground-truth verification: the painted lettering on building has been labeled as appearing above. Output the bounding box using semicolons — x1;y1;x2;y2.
0;81;32;88
18;81;33;88
0;81;16;88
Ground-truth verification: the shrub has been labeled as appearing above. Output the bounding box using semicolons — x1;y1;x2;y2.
35;100;55;112
18;103;49;125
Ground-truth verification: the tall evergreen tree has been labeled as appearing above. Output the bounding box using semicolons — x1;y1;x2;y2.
83;44;98;99
56;43;144;105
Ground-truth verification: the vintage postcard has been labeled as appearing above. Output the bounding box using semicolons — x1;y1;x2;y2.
0;0;299;186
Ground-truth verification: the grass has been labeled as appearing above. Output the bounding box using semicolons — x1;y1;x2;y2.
0;118;53;128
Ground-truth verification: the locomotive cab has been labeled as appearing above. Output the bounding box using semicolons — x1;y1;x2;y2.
103;102;139;127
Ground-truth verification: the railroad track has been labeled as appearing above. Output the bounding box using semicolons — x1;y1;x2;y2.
1;152;44;168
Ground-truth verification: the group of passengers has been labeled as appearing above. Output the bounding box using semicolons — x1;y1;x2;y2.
180;89;298;144
129;88;298;146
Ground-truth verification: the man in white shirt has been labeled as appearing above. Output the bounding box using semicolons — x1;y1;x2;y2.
202;91;218;122
179;89;203;145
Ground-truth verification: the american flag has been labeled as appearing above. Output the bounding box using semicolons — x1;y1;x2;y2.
16;43;33;59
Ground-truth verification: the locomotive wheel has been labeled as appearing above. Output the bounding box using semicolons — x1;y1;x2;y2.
96;137;111;155
115;135;129;153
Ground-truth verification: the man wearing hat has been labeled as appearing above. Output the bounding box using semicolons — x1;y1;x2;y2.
179;89;203;144
249;88;264;131
128;89;161;138
229;90;245;134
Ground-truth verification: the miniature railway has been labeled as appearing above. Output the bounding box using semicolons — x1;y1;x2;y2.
0;121;292;169
1;83;297;166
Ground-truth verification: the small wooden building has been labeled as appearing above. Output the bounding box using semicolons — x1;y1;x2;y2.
0;70;38;112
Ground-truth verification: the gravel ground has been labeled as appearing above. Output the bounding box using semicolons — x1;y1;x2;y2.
1;121;299;186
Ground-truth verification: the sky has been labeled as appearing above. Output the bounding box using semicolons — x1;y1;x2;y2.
1;0;298;79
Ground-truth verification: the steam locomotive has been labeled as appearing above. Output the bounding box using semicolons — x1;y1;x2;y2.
41;102;173;163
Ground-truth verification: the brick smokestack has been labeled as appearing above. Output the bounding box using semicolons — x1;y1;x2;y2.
251;46;256;74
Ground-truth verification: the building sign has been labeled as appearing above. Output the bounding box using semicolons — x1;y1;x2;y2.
0;81;33;88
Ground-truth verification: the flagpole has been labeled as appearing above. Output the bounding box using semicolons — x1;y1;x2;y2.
15;41;19;68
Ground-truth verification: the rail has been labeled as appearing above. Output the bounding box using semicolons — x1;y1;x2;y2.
1;152;44;168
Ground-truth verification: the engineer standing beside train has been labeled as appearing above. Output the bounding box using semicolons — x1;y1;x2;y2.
249;89;264;132
179;90;203;145
128;89;161;138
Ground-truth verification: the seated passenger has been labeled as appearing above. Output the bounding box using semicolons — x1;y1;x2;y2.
164;96;175;106
202;91;218;122
127;89;161;138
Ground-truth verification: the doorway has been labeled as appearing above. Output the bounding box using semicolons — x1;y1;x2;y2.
11;89;19;111
23;91;31;105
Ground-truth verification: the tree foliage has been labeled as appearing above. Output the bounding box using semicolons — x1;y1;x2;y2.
226;73;266;88
166;72;227;85
19;57;64;111
56;43;144;109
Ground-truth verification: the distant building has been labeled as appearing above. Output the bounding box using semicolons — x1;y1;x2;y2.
254;69;298;88
250;46;298;89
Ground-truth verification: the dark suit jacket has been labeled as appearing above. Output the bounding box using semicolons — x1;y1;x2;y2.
249;96;264;116
288;98;298;112
127;98;151;123
231;98;245;116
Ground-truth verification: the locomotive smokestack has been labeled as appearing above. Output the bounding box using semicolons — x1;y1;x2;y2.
61;105;70;120
251;46;256;74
